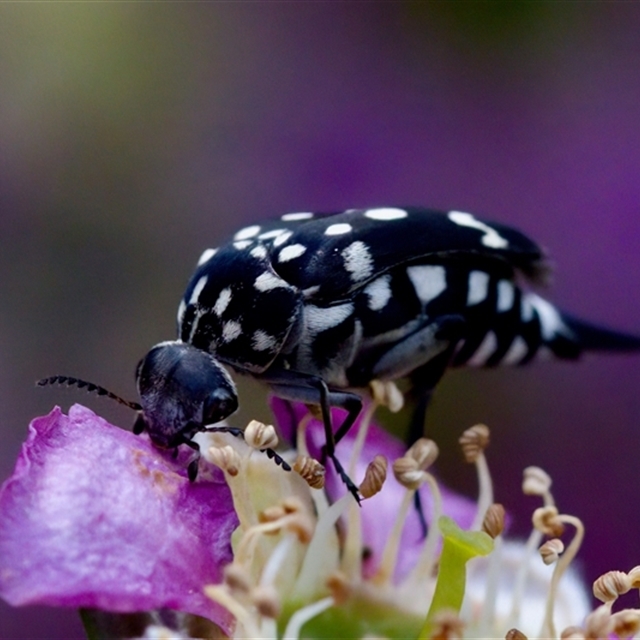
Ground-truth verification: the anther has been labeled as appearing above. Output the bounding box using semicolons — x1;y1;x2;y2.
326;571;352;606
532;505;565;537
583;605;612;639
369;379;404;413
359;455;387;499
522;466;552;496
627;565;640;588
244;419;279;450
481;503;506;539
208;445;241;476
459;424;490;463
539;538;564;565
250;584;281;619
505;629;528;640
259;505;287;524
611;609;640;638
406;438;439;470
392;456;424;491
559;627;586;640
293;455;326;489
593;570;632;603
223;563;252;594
285;513;314;544
282;496;304;514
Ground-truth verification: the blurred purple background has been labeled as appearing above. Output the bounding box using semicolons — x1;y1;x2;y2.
1;4;640;638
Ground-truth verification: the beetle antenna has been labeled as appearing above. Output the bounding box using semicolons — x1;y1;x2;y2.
37;375;142;411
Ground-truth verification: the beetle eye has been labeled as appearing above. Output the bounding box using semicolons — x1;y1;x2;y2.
203;388;238;425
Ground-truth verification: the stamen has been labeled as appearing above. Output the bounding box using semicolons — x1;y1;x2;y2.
559;626;586;639
224;563;252;595
504;629;528;640
326;571;352;605
393;456;425;490
244;419;279;450
251;584;281;619
407;438;439;470
204;584;258;637
459;425;493;531
539;513;585;639
583;604;612;639
532;506;565;538
359;455;388;499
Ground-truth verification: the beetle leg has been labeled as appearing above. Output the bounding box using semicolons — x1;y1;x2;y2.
261;369;363;502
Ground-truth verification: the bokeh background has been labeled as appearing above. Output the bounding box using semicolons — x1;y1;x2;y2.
1;4;640;638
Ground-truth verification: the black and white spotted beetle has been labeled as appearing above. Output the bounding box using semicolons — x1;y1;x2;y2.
41;207;640;498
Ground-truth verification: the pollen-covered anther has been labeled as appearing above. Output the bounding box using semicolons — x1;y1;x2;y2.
610;609;640;638
250;584;281;619
293;455;326;489
429;608;465;639
532;505;565;537
369;379;405;413
359;455;388;499
481;503;506;539
326;571;352;606
593;570;632;603
522;466;552;496
244;419;279;450
392;456;425;490
406;437;439;470
208;444;241;476
458;424;490;463
505;629;528;640
223;563;252;594
539;538;565;565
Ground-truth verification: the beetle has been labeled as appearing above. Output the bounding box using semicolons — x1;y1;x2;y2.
41;207;640;497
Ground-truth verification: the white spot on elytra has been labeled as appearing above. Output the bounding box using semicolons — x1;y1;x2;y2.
177;299;186;324
250;245;268;259
364;207;408;221
259;229;287;240
254;271;289;292
342;241;374;282
197;248;217;266
406;265;447;305
363;275;392;311
278;244;307;262
497;280;515;312
214;288;232;317
222;320;242;343
252;330;278;352
501;335;529;365
467;331;498;367
448;211;509;249
521;296;535;322
233;240;252;250
305;302;353;334
467;271;490;306
529;293;571;341
325;223;352;236
272;231;293;247
234;225;261;241
189;275;208;305
281;212;314;221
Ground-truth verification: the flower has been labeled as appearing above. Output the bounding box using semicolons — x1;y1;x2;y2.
0;404;237;634
0;397;637;639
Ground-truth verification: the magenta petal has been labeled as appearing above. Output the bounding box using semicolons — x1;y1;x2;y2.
0;405;237;633
271;397;476;581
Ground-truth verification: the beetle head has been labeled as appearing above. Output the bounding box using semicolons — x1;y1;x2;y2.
135;341;238;448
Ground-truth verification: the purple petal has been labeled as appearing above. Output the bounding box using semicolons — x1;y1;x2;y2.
0;405;237;633
271;398;476;581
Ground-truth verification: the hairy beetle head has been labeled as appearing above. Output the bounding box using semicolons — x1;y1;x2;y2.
135;340;238;448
